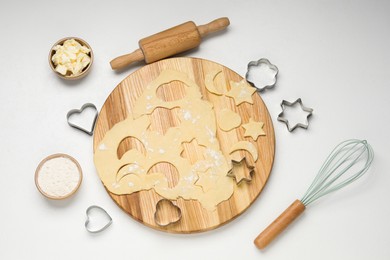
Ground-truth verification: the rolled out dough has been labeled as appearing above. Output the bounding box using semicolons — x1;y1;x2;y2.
94;70;235;210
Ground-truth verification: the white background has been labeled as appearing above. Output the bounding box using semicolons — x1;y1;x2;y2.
1;0;389;259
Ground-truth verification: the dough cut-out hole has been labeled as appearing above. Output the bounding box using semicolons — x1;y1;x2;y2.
154;199;182;227
148;162;179;188
116;163;141;182
117;136;146;160
181;139;206;164
148;107;181;135
156;80;187;102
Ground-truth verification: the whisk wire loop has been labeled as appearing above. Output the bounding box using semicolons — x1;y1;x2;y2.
303;140;359;198
301;139;374;206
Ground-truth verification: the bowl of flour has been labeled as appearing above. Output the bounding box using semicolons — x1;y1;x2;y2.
35;154;82;200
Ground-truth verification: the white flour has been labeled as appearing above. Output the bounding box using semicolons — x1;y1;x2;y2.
37;157;80;198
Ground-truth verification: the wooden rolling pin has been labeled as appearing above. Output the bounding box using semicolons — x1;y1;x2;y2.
110;17;230;70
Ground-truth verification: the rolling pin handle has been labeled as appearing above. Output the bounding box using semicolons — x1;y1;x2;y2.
110;49;144;70
197;17;230;38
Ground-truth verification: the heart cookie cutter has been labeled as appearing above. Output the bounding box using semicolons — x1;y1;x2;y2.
67;103;98;136
245;58;279;92
277;98;313;132
85;205;113;233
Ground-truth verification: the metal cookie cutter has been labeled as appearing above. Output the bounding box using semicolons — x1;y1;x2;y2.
277;98;313;132
154;199;182;227
245;58;279;92
85;205;113;233
66;103;98;136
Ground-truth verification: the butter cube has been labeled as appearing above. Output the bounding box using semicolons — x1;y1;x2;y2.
52;39;91;76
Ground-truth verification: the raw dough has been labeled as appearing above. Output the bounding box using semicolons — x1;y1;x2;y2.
226;79;256;105
195;169;220;192
217;108;242;131
94;70;234;211
242;118;266;140
229;141;258;162
205;70;224;96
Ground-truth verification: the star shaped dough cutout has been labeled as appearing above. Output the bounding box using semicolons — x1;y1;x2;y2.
227;157;255;185
242;118;266;141
226;79;256;105
195;169;219;193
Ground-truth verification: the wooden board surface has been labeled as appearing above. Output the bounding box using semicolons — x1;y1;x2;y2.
93;57;275;233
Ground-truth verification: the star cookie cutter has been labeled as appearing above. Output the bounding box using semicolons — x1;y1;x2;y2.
245;58;279;92
85;205;113;233
227;157;255;185
277;98;313;132
67;103;98;136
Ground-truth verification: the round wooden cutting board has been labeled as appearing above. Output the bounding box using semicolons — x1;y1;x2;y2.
93;57;275;233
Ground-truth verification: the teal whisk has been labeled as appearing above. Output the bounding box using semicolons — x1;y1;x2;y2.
254;139;374;249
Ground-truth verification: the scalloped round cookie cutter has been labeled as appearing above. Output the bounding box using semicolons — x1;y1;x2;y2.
154;199;182;227
245;58;279;92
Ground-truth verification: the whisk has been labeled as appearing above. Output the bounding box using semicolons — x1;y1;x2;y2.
254;139;374;249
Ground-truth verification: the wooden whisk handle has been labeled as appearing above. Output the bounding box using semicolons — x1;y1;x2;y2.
254;200;306;249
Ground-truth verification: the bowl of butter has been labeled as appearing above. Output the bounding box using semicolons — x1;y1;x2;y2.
49;37;93;80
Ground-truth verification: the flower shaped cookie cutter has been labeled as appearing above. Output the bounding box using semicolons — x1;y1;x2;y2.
245;58;279;92
154;199;182;227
